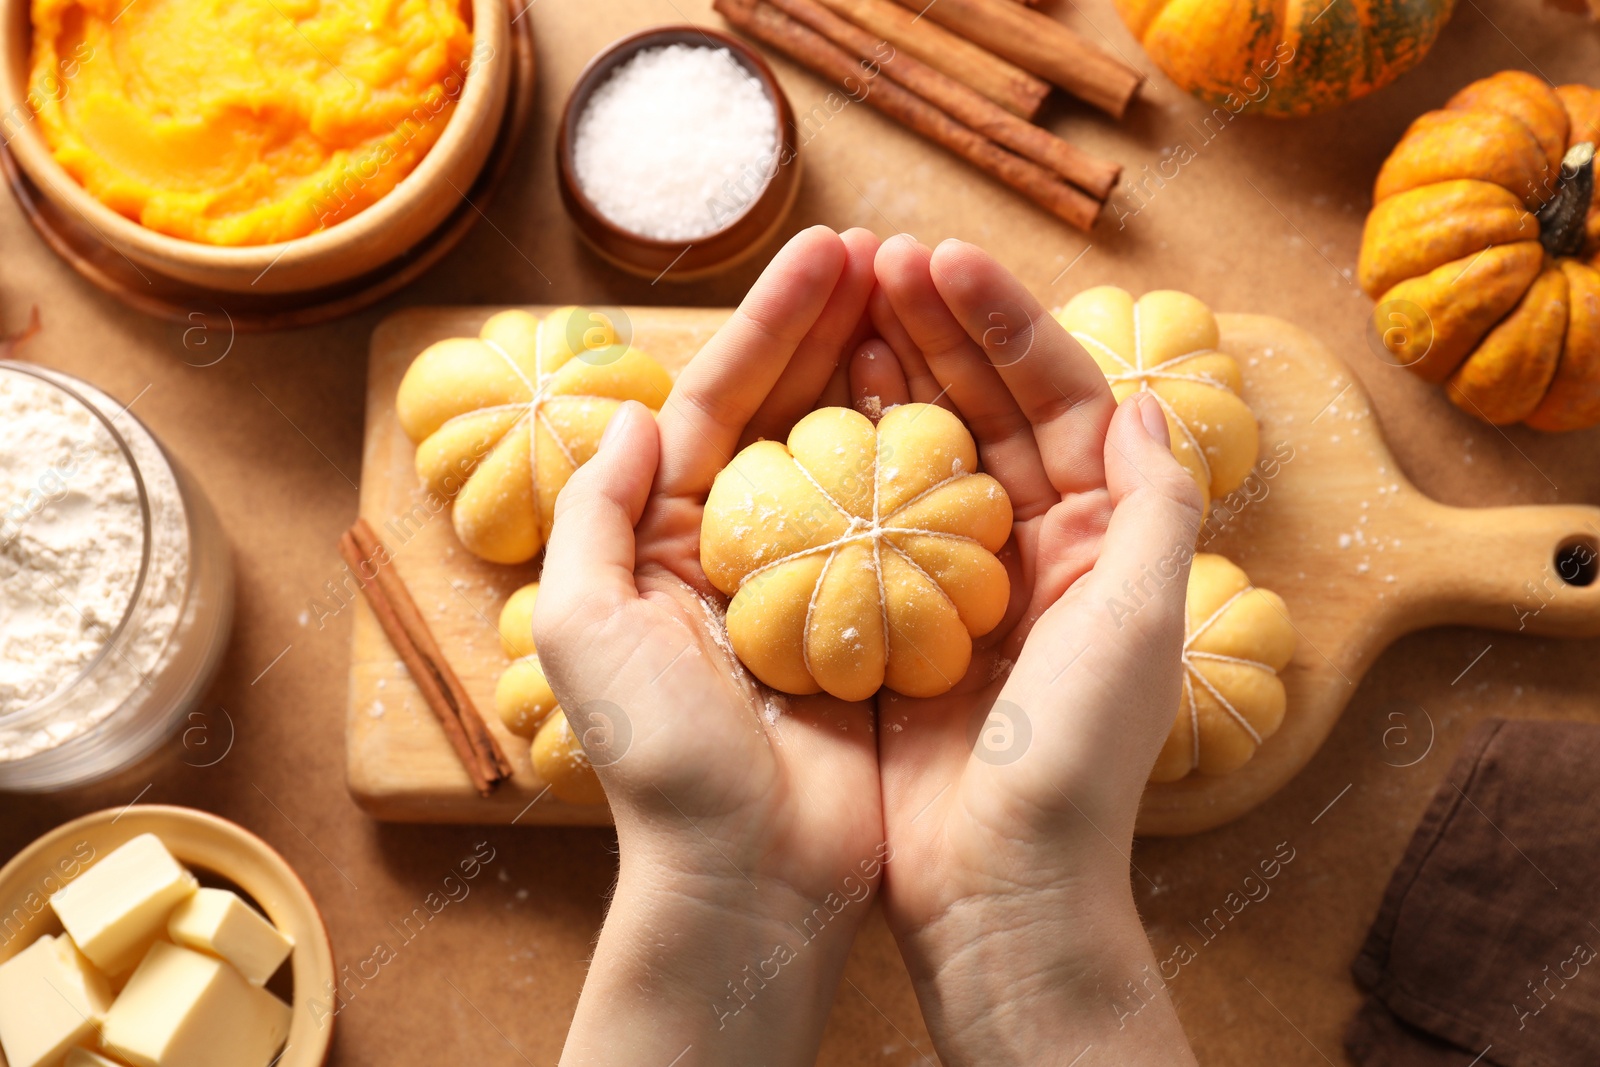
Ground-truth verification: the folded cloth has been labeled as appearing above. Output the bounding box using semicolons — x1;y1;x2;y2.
1347;718;1600;1067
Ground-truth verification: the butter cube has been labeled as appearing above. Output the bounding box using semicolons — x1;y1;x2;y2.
0;934;114;1067
101;942;290;1067
167;889;293;986
51;835;198;975
65;1050;127;1067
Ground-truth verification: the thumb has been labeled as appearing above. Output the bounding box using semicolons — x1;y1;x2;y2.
1087;391;1204;657
1029;392;1202;792
534;400;659;642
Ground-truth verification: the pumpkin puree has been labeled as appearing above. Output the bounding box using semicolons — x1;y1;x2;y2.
28;0;475;245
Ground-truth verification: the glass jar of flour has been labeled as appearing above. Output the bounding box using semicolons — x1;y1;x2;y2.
0;362;233;790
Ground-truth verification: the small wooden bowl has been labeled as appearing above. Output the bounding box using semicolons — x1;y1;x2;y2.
557;26;801;282
0;0;510;295
0;805;336;1066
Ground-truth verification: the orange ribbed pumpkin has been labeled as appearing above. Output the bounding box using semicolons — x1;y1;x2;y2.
1359;71;1600;429
1114;0;1455;118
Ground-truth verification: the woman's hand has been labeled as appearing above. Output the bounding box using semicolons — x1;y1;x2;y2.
533;226;886;1067
861;236;1201;1066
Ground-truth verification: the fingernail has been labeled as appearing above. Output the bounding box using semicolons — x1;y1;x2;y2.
1135;393;1170;446
599;403;632;451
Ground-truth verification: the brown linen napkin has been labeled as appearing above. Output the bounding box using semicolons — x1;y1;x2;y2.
1347;718;1600;1067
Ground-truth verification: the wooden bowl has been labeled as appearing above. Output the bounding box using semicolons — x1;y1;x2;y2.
557;26;801;282
0;805;336;1066
0;11;536;330
0;0;510;295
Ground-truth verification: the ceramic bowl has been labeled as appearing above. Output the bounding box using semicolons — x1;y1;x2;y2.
557;26;801;282
0;0;510;294
0;805;336;1066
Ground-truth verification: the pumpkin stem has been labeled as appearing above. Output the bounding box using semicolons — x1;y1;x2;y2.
1539;141;1595;259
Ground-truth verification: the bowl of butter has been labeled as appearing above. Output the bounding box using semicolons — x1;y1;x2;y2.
0;805;334;1067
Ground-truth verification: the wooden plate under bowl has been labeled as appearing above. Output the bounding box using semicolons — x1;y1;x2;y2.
0;11;534;330
349;306;1600;831
0;804;336;1066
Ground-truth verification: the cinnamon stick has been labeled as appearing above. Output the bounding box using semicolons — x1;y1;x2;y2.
340;519;513;795
717;0;1101;230
812;0;1048;119
891;0;1143;118
769;0;1119;200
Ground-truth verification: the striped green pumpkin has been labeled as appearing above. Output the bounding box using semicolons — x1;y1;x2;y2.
1115;0;1456;118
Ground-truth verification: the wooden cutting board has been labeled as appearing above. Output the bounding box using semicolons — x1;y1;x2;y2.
349;306;1600;832
348;306;725;825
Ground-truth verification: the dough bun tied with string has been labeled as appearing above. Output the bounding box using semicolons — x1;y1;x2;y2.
494;581;606;805
1055;287;1259;519
1152;553;1296;783
700;404;1013;701
396;307;673;564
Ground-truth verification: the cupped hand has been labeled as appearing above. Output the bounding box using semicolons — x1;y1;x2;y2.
533;227;887;1065
860;235;1202;1065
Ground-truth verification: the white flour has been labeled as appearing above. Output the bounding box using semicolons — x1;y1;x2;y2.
0;367;187;758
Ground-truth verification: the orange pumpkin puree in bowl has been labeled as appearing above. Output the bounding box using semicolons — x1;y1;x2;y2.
27;0;475;245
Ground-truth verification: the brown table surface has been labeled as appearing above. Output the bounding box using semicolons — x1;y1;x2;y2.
6;1;1600;1063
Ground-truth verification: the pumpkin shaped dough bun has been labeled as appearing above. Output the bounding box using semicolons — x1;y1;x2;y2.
1055;287;1259;521
1152;554;1296;784
493;582;605;805
700;404;1012;701
396;307;672;564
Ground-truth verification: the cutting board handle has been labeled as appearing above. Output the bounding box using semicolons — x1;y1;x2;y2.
1405;500;1600;638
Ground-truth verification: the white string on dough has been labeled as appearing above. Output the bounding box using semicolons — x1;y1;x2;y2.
871;433;891;667
1069;305;1230;493
484;332;555;530
1178;584;1279;772
736;524;982;589
731;443;986;685
737;453;986;589
799;545;842;679
433;323;605;535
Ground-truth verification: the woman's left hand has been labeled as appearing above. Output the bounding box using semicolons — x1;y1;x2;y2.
535;226;887;1067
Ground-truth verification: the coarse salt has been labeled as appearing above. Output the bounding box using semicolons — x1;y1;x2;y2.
572;44;779;241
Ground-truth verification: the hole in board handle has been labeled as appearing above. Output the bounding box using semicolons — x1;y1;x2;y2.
1555;536;1599;588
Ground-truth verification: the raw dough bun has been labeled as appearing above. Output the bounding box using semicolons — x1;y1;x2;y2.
498;581;540;659
396;307;672;564
1151;554;1296;783
532;712;607;806
496;658;557;738
700;404;1012;701
492;582;603;803
495;582;558;737
1055;287;1259;518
